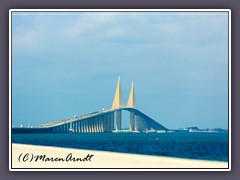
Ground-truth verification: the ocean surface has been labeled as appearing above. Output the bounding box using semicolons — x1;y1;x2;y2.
12;132;228;162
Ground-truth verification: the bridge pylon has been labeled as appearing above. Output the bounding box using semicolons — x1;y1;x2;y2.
112;76;125;109
127;81;137;132
127;81;137;108
112;77;124;131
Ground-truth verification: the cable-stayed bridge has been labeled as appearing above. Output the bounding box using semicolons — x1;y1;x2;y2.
12;77;168;134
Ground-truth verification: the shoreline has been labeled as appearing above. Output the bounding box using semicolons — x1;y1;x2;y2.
11;143;228;169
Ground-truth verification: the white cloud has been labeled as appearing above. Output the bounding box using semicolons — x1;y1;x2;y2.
13;32;38;52
62;15;115;39
12;14;116;53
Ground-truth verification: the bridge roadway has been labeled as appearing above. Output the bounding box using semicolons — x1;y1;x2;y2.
12;108;168;134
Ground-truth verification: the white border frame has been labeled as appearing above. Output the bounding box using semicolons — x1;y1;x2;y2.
9;9;231;171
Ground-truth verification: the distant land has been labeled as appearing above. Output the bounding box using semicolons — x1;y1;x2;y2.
113;126;228;133
172;127;228;133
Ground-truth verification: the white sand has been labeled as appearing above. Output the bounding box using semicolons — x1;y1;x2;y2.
11;143;228;169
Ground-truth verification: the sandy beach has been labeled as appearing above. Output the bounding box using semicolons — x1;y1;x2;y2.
11;143;228;170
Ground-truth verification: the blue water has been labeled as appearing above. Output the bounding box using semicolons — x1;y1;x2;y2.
12;132;228;162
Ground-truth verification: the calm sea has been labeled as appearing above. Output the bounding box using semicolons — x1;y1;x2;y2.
12;132;228;162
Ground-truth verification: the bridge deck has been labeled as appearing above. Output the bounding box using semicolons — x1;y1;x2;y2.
12;108;168;134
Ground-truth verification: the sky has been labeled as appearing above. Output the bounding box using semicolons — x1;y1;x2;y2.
11;11;229;129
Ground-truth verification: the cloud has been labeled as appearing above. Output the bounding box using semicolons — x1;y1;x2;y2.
12;13;116;53
13;31;39;53
12;12;228;55
63;15;115;39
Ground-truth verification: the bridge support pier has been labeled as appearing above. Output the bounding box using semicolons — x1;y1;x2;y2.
130;112;135;132
138;116;145;132
103;114;107;132
93;118;96;133
116;110;122;131
135;115;147;132
141;117;145;132
139;117;143;132
85;120;87;133
78;121;81;132
66;123;70;133
135;115;140;131
105;114;109;132
96;118;99;133
96;117;100;133
82;120;85;133
63;124;66;133
79;121;82;133
110;112;114;132
101;117;104;132
142;118;146;132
